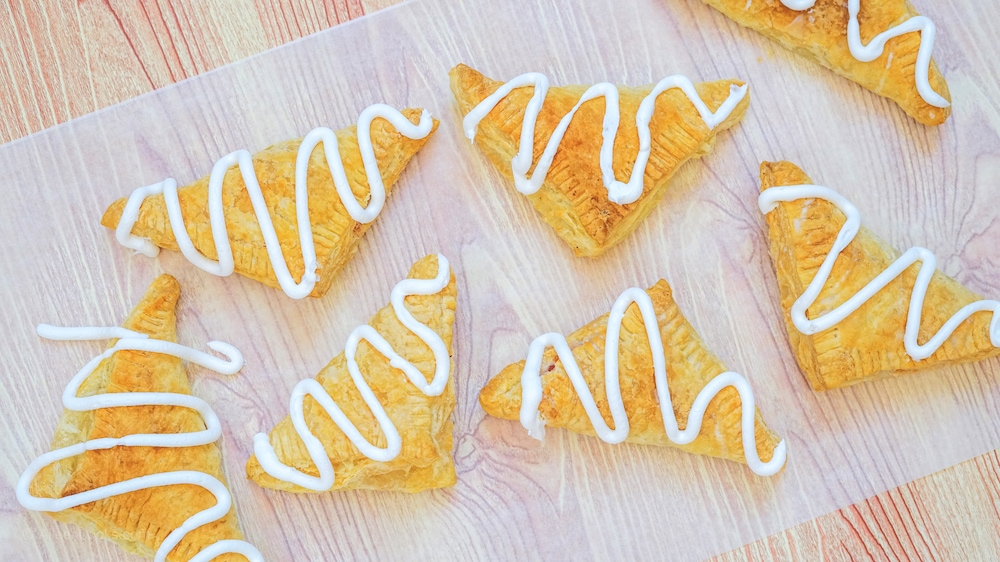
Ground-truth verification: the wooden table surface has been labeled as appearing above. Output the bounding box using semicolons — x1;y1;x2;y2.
2;0;999;560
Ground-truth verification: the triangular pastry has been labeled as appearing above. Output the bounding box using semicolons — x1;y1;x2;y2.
479;281;787;476
16;275;260;561
695;0;951;125
450;64;750;257
758;161;1000;390
102;105;438;299
247;254;458;493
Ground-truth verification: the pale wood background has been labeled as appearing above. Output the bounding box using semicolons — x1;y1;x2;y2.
2;0;1000;560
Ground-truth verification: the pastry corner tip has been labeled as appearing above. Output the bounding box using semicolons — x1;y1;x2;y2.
449;62;483;82
649;277;673;291
244;455;261;481
478;366;523;421
99;197;126;230
758;160;810;192
120;273;183;337
705;77;751;130
477;381;503;418
731;77;750;97
915;102;951;127
406;253;455;285
408;253;439;274
914;67;952;126
149;273;181;295
758;159;780;175
400;107;440;134
738;79;751;101
448;62;471;76
140;274;182;308
448;63;489;103
245;453;283;491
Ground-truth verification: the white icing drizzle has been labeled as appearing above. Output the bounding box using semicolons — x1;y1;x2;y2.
758;185;1000;361
775;0;948;108
16;325;261;562
462;73;748;205
518;287;787;477
115;104;435;299
252;254;451;490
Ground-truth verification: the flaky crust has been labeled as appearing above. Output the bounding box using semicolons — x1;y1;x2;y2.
697;0;950;125
246;255;458;493
479;280;782;468
450;64;749;257
28;275;248;561
760;161;999;390
101;110;438;298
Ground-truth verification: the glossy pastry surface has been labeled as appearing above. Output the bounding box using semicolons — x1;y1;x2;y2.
102;107;438;298
480;280;785;475
17;275;258;561
247;254;458;493
451;64;750;257
696;0;951;125
759;161;1000;390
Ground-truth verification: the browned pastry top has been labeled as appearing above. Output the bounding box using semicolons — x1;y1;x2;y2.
480;279;782;468
451;64;749;257
697;0;950;125
29;275;249;561
102;111;437;297
760;161;997;390
246;254;459;493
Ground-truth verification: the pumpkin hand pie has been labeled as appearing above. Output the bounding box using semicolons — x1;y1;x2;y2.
479;280;787;477
758;160;1000;390
248;254;458;493
694;0;950;125
102;105;438;299
16;275;260;561
450;64;750;257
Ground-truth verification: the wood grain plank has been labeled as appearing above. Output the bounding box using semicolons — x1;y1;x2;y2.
2;0;1000;560
0;0;384;144
716;451;1000;561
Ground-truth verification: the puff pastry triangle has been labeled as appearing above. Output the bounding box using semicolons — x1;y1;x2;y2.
23;275;253;561
759;161;1000;390
696;0;951;125
102;108;438;298
247;254;458;493
479;280;785;475
450;64;750;257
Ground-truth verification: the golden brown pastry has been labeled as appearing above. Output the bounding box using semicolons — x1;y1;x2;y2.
102;106;438;298
450;64;750;257
695;0;951;125
759;161;1000;390
247;254;458;492
18;275;257;561
480;280;786;476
